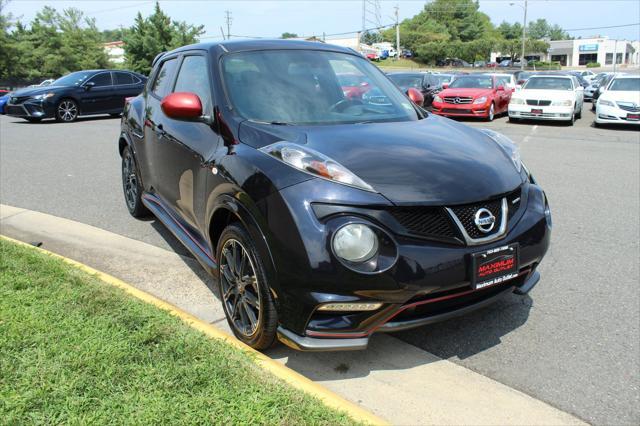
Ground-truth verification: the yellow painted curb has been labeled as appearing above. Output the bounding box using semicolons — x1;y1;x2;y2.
1;235;387;425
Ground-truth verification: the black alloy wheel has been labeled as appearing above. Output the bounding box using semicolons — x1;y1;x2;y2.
217;224;277;349
56;99;78;122
121;146;149;218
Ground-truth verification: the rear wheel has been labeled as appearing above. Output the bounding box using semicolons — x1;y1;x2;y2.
217;224;278;350
56;99;78;122
121;146;149;218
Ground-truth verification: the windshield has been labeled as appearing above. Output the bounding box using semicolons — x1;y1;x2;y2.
608;78;640;91
388;74;423;89
449;75;493;89
431;74;453;86
51;71;93;87
524;77;572;90
221;50;419;125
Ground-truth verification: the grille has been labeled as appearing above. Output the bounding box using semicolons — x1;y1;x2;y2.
9;96;30;105
443;96;473;104
442;108;472;114
5;105;26;115
389;207;457;240
526;99;551;106
449;198;503;239
617;102;640;112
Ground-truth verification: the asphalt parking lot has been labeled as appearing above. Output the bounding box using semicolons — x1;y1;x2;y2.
1;106;638;425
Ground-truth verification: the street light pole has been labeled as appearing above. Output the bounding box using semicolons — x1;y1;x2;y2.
520;0;528;70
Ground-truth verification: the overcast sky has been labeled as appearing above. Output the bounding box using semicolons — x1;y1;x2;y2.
5;0;640;41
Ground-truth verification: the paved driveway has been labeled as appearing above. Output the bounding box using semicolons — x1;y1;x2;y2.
1;108;638;425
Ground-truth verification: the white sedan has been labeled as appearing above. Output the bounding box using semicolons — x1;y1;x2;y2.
508;75;584;125
595;75;640;126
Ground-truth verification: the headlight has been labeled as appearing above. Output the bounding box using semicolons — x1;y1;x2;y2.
32;93;54;101
259;141;374;192
479;129;521;173
433;95;442;103
473;96;487;105
598;99;614;107
551;100;572;106
332;223;379;263
510;98;525;105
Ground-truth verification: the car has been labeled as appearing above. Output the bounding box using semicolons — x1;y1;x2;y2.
119;40;550;352
486;73;517;91
584;73;613;101
438;58;472;68
486;62;498;68
508;74;584;125
561;71;590;89
498;59;513;68
591;72;619;110
578;70;596;82
4;69;147;123
337;73;372;100
28;78;55;88
513;71;538;88
386;72;454;108
594;74;640;126
365;52;379;61
401;49;413;58
431;74;513;121
473;60;487;68
0;93;9;114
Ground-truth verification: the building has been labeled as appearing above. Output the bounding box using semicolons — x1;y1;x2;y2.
103;41;125;64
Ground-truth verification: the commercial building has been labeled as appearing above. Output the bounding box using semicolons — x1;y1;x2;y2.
103;41;125;64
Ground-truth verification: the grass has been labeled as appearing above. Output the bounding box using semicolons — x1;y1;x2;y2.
0;239;357;425
375;58;427;69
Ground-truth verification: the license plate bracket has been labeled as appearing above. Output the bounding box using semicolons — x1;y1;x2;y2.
471;244;519;290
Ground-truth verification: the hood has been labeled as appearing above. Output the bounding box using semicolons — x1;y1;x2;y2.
515;89;574;101
438;87;493;98
240;116;523;205
600;91;640;103
11;86;66;97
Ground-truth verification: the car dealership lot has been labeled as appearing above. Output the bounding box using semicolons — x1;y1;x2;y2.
0;110;638;425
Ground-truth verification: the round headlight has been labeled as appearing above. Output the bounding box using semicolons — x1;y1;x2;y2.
332;224;379;263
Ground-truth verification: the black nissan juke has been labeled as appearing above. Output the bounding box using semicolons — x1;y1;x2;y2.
119;40;551;351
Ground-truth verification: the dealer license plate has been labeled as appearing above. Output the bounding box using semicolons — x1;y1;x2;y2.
627;114;639;121
471;244;519;290
531;108;543;115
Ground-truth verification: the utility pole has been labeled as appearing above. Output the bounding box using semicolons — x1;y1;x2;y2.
521;0;528;70
394;4;400;61
613;39;618;72
361;0;366;50
224;10;232;40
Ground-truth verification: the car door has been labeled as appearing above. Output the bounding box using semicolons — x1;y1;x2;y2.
148;52;222;231
78;71;114;114
573;77;584;110
112;71;144;112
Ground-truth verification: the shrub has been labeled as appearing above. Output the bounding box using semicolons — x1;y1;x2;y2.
586;62;601;68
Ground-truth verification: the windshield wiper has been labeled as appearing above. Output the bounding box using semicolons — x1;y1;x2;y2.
248;119;292;126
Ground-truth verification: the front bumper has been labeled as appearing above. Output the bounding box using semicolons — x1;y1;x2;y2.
5;99;54;119
508;104;573;121
595;104;640;125
431;101;490;118
268;180;551;351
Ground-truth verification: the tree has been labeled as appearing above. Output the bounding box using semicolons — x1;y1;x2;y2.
360;30;380;45
281;32;297;39
497;21;523;40
124;2;204;75
0;0;16;80
527;18;570;40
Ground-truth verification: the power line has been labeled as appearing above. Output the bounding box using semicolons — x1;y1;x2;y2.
563;22;640;32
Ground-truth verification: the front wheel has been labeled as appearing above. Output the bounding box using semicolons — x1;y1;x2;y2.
56;99;78;122
576;106;582;119
486;103;495;121
567;112;575;126
217;224;278;350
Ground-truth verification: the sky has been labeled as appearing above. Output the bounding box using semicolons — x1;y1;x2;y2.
5;0;640;41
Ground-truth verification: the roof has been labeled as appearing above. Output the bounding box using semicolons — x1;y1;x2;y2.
167;39;355;56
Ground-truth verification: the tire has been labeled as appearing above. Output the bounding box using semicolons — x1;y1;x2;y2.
567;112;575;126
56;98;78;122
591;102;596;112
486;103;495;121
217;223;278;350
576;107;582;119
25;117;42;123
121;146;149;218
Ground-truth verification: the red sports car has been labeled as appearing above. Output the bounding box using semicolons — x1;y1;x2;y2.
431;74;512;121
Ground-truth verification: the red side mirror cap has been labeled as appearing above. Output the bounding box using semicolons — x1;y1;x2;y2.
406;88;425;107
161;92;203;120
442;83;449;89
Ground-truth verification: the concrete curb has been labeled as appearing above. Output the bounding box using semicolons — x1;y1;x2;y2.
1;234;387;426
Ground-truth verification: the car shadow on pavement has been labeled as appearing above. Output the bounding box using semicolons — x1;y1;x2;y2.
10;115;120;124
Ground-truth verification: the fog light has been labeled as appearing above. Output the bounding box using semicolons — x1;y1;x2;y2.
317;302;383;312
332;223;378;262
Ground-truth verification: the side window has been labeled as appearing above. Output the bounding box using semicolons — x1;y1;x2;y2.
151;58;178;98
173;55;212;111
114;72;134;85
87;72;112;87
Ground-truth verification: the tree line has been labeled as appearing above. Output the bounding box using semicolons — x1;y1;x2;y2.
379;0;570;64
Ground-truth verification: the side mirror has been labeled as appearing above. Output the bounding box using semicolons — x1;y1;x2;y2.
161;92;203;120
83;81;95;91
406;88;425;107
442;83;449;89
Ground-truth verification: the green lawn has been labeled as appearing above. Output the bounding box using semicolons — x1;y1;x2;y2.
0;239;356;425
375;58;427;69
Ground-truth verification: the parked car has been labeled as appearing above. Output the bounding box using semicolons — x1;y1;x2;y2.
337;73;372;100
591;72;618;110
119;40;550;351
513;71;537;87
508;74;584;125
386;72;454;108
365;52;379;61
578;70;596;82
401;49;413;58
5;69;147;122
473;60;487;68
584;73;613;101
561;71;590;88
0;93;9;114
595;74;640;126
486;73;517;91
437;58;472;68
486;62;498;68
431;74;513;121
498;59;513;68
